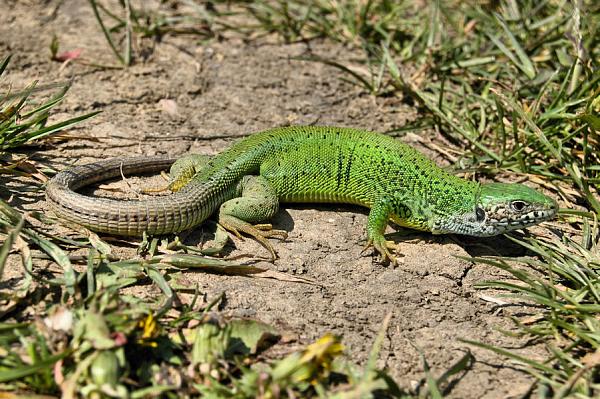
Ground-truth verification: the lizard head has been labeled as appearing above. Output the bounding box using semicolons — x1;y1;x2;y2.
431;183;558;237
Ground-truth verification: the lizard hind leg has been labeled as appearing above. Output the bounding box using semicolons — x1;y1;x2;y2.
169;154;212;192
142;154;212;194
218;175;287;260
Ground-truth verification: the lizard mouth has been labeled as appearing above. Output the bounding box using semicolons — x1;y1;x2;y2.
487;207;557;228
478;202;558;236
432;201;558;237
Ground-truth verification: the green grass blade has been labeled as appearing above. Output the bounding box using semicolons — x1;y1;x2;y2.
494;12;536;79
0;211;24;280
0;350;70;383
363;312;391;381
461;339;556;374
436;351;473;386
293;56;375;93
21;111;101;144
88;0;125;65
0;54;11;77
494;90;561;161
123;0;133;66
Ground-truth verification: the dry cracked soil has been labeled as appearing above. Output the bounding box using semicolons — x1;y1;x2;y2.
1;1;551;397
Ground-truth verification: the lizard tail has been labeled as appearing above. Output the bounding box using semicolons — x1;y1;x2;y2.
45;156;212;236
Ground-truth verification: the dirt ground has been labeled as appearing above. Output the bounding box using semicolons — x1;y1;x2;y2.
1;1;551;397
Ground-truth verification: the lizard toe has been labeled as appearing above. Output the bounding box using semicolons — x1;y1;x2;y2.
218;216;285;260
370;237;403;265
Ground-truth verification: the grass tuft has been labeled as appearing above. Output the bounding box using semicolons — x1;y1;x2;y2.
463;215;600;396
0;55;99;155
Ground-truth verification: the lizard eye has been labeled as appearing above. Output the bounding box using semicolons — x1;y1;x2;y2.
475;207;486;222
511;200;528;212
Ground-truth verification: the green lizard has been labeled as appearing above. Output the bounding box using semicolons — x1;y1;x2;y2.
46;126;558;263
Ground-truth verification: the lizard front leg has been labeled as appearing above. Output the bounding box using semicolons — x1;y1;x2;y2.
218;175;287;260
364;197;402;265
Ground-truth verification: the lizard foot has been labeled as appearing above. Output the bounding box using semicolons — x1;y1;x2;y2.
218;216;287;260
362;238;403;265
141;171;172;193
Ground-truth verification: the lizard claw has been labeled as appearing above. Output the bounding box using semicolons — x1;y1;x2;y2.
363;237;403;265
218;217;287;261
361;239;374;254
226;225;244;240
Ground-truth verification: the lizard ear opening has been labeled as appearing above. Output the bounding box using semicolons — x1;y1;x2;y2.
475;207;486;222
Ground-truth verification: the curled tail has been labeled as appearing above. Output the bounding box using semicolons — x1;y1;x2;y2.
45;156;213;236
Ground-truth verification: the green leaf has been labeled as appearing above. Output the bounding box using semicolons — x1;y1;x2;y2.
88;231;112;255
157;253;265;274
228;319;279;355
80;312;116;350
191;320;231;366
146;266;174;316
